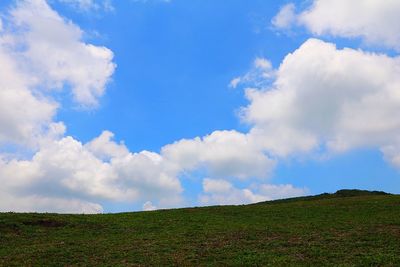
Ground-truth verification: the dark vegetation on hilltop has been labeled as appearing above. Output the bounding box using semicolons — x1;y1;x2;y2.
1;190;399;266
262;189;391;204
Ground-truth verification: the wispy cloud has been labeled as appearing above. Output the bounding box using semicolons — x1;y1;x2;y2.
58;0;114;12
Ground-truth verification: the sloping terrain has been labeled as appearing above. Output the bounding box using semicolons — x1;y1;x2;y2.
1;190;399;266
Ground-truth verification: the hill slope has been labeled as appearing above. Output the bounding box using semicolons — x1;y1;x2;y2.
1;190;400;266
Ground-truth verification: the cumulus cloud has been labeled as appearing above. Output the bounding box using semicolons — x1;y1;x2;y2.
162;130;276;180
240;38;400;168
0;45;58;146
273;0;400;51
200;178;269;205
300;0;400;50
0;0;166;213
0;0;115;148
10;0;115;106
85;131;129;160
0;127;278;213
0;132;183;213
199;178;307;206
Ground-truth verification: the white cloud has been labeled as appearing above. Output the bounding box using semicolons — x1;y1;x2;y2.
0;45;58;146
381;142;400;168
162;130;276;180
200;178;268;205
0;0;115;148
85;131;129;160
0;0;185;213
240;38;400;167
59;0;114;12
10;0;116;106
0;193;103;214
0;132;183;213
59;0;97;10
271;3;296;29
274;0;400;51
254;58;272;70
229;77;241;89
143;201;157;211
257;184;308;200
0;125;279;213
111;149;183;201
228;57;275;89
202;178;232;193
200;178;307;206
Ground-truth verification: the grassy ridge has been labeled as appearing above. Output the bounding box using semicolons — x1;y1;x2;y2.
1;190;400;266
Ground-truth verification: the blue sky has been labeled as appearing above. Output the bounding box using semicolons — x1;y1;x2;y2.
55;0;304;149
0;0;400;213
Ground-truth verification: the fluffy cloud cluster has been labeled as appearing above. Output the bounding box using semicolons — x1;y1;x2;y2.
268;0;400;167
0;0;118;213
8;0;400;213
162;130;275;180
200;178;307;206
172;2;400;205
241;39;400;164
11;0;116;106
273;0;400;51
0;132;183;213
0;127;281;213
0;45;57;146
0;0;115;148
0;0;283;214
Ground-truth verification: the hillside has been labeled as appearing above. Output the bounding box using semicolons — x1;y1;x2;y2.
1;190;400;266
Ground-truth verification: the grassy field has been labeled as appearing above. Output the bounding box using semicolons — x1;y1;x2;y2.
1;190;400;266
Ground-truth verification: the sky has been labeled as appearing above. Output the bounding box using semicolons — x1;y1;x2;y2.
1;0;400;213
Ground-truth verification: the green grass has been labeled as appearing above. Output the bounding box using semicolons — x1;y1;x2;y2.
1;190;400;266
